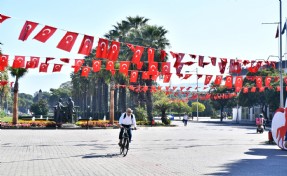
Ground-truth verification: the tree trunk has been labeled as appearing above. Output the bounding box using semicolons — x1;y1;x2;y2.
145;80;153;121
12;77;19;124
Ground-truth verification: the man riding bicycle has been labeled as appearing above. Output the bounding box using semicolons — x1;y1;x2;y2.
118;108;137;146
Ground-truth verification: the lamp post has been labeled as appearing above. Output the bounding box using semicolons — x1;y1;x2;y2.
109;76;115;124
196;68;199;121
279;0;284;107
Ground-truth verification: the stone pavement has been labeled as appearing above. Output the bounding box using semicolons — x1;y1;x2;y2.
1;119;287;176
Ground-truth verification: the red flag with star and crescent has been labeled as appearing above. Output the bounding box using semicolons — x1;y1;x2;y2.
73;59;84;73
204;75;213;85
256;76;263;88
107;41;120;61
33;25;57;43
96;38;108;59
235;76;243;88
130;70;138;83
12;56;25;68
214;75;223;85
147;48;155;63
39;63;49;72
106;61;114;71
163;73;172;83
92;60;101;72
161;62;171;75
148;62;158;75
81;66;90;77
29;56;40;68
265;76;272;87
0;54;9;70
131;46;144;64
119;61;130;76
19;21;39;41
78;35;94;55
57;31;79;52
52;64;63;72
225;76;233;88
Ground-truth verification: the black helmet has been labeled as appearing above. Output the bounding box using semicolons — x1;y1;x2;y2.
259;114;263;117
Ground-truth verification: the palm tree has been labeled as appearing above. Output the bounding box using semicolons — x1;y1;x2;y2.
9;68;28;124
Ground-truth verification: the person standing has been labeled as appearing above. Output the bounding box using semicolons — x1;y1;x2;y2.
118;108;137;146
183;113;188;126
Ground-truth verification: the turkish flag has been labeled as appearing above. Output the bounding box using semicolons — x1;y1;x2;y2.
107;41;120;61
136;62;143;70
39;63;49;72
119;61;130;76
81;66;90;77
248;66;259;73
160;50;167;61
147;48;155;63
148;62;158;75
209;56;216;66
29;57;40;68
57;31;79;52
142;71;150;80
18;21;38;41
151;72;160;81
0;54;9;67
274;76;279;82
173;53;185;68
130;70;138;83
52;64;63;72
161;62;170;75
25;61;36;69
92;60;101;72
78;35;94;55
45;57;55;63
243;60;250;66
73;59;84;73
284;77;287;84
175;63;184;75
106;61;114;71
60;58;70;63
182;74;192;80
163;73;171;83
225;76;233;88
12;56;25;68
96;38;108;59
0;14;10;24
126;43;135;52
235;76;243;88
198;55;204;67
33;25;57;43
265;76;272;87
214;75;223;85
218;58;228;74
131;46;144;64
256;76;263;88
243;87;249;93
197;74;203;79
204;75;213;85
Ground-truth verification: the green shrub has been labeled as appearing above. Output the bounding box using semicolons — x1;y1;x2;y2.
134;106;148;121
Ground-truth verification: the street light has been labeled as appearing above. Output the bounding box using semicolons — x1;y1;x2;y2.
279;0;283;107
186;68;199;121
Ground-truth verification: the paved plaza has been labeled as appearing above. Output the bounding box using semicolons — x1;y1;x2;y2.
1;120;287;176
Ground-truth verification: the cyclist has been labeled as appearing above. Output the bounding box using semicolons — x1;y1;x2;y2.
118;108;137;146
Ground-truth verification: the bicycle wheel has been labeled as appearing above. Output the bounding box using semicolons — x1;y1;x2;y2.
120;141;124;155
122;138;129;156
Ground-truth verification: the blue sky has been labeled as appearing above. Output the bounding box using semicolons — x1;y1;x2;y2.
0;0;286;95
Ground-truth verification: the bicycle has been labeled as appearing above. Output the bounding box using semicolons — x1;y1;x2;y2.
119;126;135;156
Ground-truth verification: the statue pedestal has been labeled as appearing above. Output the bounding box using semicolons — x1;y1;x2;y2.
61;123;80;129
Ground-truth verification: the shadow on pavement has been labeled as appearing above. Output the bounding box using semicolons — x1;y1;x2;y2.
82;153;121;158
208;148;287;176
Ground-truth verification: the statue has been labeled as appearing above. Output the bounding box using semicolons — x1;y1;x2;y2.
54;98;64;123
67;97;75;123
